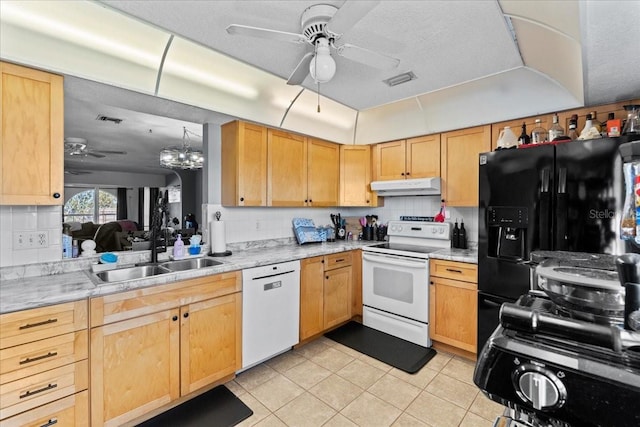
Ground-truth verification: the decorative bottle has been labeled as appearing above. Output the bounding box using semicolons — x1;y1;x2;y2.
548;113;565;141
459;221;467;249
518;122;531;145
531;119;548;144
452;220;460;248
568;114;579;140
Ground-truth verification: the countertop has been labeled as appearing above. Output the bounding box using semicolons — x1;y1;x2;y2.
0;241;477;314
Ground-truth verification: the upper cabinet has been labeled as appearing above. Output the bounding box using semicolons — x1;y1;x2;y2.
339;145;381;207
307;137;339;207
0;61;64;205
268;129;308;207
373;135;441;181
441;125;491;207
221;121;268;206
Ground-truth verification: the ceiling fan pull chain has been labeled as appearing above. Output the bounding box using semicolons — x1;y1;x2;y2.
317;81;321;113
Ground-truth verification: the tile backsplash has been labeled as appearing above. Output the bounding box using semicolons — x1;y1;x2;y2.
1;197;478;268
0;205;63;267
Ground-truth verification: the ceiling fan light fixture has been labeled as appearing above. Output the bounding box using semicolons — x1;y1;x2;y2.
309;38;336;83
159;127;204;170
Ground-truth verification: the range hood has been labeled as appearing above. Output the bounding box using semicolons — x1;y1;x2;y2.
370;177;441;197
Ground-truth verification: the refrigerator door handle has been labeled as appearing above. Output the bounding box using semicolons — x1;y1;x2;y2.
541;168;550;193
557;168;567;194
556;167;568;250
539;168;551;249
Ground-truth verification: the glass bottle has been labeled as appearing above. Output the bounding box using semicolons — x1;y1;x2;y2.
452;219;460;248
590;111;602;133
568;114;578;140
548;113;565;141
622;105;640;136
531;119;548;144
518;122;530;145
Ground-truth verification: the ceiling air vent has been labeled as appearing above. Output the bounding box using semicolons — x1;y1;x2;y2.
95;114;123;124
383;71;417;87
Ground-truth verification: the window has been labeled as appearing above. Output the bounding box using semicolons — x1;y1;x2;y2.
64;188;117;223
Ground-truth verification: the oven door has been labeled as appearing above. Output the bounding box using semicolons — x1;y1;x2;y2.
362;252;429;322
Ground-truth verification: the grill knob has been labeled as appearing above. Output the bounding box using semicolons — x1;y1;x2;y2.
513;365;566;410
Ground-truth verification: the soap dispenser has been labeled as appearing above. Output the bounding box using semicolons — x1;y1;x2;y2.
459;221;467;249
173;234;185;259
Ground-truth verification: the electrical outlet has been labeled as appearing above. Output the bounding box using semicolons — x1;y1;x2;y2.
36;231;49;248
13;232;28;249
13;231;49;249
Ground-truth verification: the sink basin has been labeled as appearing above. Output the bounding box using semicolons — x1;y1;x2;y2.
96;265;171;282
160;258;223;272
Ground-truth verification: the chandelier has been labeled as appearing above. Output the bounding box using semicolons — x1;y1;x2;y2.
159;127;204;170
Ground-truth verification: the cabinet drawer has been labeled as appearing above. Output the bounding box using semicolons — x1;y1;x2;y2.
325;252;353;270
0;360;88;420
0;302;88;350
0;331;87;385
91;271;242;327
430;260;477;283
1;390;88;427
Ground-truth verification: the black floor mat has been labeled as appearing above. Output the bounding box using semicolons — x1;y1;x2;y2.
136;385;253;427
324;321;437;374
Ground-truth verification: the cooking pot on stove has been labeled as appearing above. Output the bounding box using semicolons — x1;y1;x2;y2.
536;258;624;324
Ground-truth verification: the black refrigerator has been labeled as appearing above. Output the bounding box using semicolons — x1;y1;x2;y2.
477;137;639;350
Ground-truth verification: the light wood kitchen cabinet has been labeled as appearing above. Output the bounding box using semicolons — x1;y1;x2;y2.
90;272;242;427
300;252;353;341
0;61;64;205
339;145;382;207
429;259;478;354
221;120;268;206
307;137;339;207
0;300;88;423
441;125;491;206
373;135;441;181
268;129;308;206
351;249;363;317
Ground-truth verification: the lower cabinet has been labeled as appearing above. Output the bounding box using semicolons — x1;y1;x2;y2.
90;272;242;426
429;260;478;354
300;252;353;341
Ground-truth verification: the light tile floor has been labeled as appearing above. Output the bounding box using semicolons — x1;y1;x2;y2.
227;337;505;427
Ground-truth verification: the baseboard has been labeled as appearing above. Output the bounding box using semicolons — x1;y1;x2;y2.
432;341;477;362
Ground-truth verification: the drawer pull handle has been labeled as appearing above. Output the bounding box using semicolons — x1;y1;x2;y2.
19;318;58;330
40;418;58;427
335;259;345;262
20;383;57;399
20;351;58;365
445;268;463;274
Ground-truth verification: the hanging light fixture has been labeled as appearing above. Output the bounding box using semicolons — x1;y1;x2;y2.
159;127;204;170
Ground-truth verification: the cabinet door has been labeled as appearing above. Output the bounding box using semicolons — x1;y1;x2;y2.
268;130;307;206
300;256;325;340
441;125;491;206
351;250;363;317
180;293;241;395
340;145;380;207
90;309;180;427
221;121;268;206
406;134;440;178
0;62;64;205
429;277;477;353
307;138;339;207
373;140;406;181
323;266;352;330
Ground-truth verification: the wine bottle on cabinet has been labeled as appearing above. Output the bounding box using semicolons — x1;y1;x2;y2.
548;113;565;141
452;219;460;248
459;221;467;249
518;122;531;145
568;114;579;140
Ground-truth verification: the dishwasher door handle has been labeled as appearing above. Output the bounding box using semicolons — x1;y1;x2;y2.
250;269;297;281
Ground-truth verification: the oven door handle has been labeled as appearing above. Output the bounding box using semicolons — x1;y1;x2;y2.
362;252;427;269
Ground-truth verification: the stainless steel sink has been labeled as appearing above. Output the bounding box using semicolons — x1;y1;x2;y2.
95;265;171;282
160;258;223;272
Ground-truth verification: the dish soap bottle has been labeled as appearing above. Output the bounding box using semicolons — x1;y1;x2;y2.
62;224;72;259
173;234;185;259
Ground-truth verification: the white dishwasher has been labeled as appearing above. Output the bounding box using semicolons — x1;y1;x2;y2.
241;260;300;370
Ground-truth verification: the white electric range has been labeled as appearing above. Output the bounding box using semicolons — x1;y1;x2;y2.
361;220;451;347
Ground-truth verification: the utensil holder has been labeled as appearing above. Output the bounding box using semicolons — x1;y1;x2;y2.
363;226;374;241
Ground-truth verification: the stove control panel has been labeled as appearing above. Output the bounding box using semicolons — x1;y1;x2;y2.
512;364;567;410
387;221;451;240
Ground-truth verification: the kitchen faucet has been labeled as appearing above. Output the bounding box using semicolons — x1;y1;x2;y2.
150;197;167;264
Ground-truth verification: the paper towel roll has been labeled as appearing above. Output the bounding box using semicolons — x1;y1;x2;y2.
210;221;227;254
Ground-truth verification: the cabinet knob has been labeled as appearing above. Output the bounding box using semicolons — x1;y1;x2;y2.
366;200;370;204
52;193;61;199
240;197;244;202
326;276;329;280
430;281;434;285
401;172;405;176
309;199;312;203
183;312;189;318
172;315;178;321
406;172;411;176
305;199;308;203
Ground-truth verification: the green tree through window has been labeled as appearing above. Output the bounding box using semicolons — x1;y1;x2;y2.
64;189;117;223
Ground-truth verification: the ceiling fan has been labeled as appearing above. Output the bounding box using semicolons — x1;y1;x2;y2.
64;137;127;158
226;1;400;85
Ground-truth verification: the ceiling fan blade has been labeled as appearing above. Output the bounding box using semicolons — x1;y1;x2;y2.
86;152;106;158
65;170;92;175
325;0;380;38
94;150;128;155
287;52;314;85
336;43;400;70
226;24;307;44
